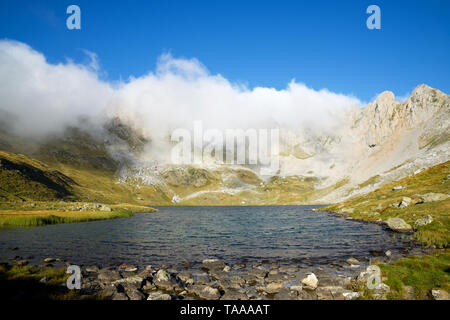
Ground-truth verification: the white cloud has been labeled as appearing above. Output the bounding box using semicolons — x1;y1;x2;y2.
0;40;362;158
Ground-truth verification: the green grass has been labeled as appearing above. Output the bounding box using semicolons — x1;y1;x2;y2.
323;161;450;247
0;264;88;300
0;209;134;227
378;250;450;300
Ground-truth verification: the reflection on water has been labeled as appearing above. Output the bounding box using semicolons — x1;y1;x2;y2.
0;206;411;267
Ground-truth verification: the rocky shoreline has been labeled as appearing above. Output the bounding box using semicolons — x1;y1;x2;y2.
1;244;439;301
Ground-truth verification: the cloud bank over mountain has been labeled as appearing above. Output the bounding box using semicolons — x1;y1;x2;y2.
0;40;362;145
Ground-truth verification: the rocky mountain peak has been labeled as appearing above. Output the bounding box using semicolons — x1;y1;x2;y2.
375;90;395;106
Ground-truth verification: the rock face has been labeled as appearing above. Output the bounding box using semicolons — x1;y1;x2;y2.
385;218;412;233
414;215;433;229
111;83;449;206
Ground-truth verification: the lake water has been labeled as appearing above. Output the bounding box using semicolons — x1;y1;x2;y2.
0;206;413;268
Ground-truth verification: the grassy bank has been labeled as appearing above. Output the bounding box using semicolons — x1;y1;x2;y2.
322;161;450;248
379;250;450;299
322;161;450;299
0;264;86;300
0;203;157;227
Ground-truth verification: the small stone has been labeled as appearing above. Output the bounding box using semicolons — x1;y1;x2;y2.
289;285;303;293
402;285;415;299
98;269;122;282
99;285;117;298
147;291;172;300
247;267;268;279
85;265;100;273
273;288;297;300
209;269;228;281
100;205;112;212
357;265;381;283
127;289;146;300
223;265;231;272
44;257;58;263
343;292;360;300
346;258;360;266
17;260;28;266
118;264;137;272
414;215;433;229
202;259;225;271
385;250;392;257
279;266;299;273
190;285;221;300
392;186;405;191
431;289;449;300
372;283;390;299
142;280;156;292
177;271;194;285
155;269;170;282
221;289;248;300
111;292;129;300
301;273;318;289
39;276;49;283
398;197;412;208
265;282;284;294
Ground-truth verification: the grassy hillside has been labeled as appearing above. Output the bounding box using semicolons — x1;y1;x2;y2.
323;161;450;247
323;161;450;300
0;151;76;201
0;149;160;227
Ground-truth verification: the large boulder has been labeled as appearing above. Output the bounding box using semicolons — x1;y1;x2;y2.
419;193;449;203
385;218;412;233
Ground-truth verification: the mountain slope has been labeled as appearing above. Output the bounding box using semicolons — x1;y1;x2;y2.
0;84;448;207
323;161;450;247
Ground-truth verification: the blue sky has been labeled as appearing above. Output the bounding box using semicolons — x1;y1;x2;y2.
0;0;449;102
